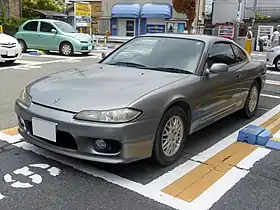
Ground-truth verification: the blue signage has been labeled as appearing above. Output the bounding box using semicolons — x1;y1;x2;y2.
146;24;165;33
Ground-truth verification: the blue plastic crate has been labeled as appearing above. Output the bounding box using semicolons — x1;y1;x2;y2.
237;124;265;145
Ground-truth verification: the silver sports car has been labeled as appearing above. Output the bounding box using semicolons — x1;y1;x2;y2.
15;34;266;166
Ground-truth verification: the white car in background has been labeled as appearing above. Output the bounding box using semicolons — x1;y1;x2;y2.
266;46;280;71
0;32;22;64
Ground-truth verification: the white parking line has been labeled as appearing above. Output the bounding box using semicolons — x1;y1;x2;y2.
260;94;280;99
267;70;280;75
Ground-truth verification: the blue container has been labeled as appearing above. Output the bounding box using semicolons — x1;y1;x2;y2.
256;129;273;146
237;124;265;145
265;139;280;150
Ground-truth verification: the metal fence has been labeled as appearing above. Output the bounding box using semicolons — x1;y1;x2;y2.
244;7;280;20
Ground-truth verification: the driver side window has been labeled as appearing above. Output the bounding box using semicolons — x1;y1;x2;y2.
207;42;237;68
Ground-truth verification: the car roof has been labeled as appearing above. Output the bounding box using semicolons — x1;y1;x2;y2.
139;33;234;43
25;19;61;23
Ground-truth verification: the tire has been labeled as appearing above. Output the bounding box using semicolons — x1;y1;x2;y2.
5;60;16;65
240;81;260;118
274;56;280;71
18;39;27;53
151;106;188;166
59;42;73;56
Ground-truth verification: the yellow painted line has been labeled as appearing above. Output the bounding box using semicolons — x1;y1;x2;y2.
266;117;280;134
266;80;280;86
161;142;257;202
162;112;280;202
1;127;19;136
270;138;280;142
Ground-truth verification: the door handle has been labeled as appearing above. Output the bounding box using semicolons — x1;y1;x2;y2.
234;73;241;78
38;34;42;37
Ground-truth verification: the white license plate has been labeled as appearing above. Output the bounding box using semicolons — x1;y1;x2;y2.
32;118;57;142
7;50;16;57
88;46;92;50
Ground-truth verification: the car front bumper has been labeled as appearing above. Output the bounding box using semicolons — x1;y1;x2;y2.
0;45;22;62
15;100;157;164
266;51;277;66
74;42;95;53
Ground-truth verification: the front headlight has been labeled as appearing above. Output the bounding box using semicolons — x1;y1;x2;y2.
19;88;32;107
74;108;142;123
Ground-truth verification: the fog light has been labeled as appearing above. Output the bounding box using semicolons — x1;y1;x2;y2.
18;117;26;129
95;139;106;149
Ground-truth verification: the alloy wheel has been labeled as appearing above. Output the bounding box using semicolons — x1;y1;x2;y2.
161;116;184;157
248;85;258;113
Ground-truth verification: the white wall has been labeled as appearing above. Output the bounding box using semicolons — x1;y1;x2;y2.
213;0;280;24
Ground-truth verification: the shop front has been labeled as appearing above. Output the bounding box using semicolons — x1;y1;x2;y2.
110;4;141;36
139;3;172;34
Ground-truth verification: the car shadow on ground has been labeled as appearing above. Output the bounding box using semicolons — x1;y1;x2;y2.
86;109;267;184
0;62;21;68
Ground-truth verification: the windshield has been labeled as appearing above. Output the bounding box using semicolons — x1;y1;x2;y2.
54;21;78;33
102;36;205;74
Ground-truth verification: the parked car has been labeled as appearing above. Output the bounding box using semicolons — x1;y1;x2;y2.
0;32;22;64
15;34;266;166
15;19;95;56
266;46;280;70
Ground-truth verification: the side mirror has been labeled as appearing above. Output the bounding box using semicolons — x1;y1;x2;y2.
208;63;228;74
51;29;57;34
101;52;106;59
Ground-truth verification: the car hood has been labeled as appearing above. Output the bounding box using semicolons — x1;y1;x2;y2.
29;64;188;112
0;33;17;44
66;33;92;42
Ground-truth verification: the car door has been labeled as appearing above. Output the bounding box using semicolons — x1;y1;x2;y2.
230;43;253;107
21;21;40;49
38;21;60;51
198;42;241;127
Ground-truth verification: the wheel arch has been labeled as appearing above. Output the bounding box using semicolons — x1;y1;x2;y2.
161;98;192;133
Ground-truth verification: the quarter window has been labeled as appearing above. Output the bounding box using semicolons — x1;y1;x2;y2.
40;22;56;33
231;44;248;62
208;43;236;67
23;21;38;31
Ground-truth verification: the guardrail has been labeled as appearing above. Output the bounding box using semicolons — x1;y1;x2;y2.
92;35;133;43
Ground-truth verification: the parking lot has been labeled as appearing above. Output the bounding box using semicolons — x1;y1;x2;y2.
0;51;280;210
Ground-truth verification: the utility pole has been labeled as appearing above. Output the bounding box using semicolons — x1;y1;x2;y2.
235;0;242;40
252;0;258;27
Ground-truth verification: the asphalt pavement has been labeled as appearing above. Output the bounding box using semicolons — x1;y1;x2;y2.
0;51;279;210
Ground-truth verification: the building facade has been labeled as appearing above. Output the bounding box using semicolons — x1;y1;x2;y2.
101;0;205;36
213;0;280;24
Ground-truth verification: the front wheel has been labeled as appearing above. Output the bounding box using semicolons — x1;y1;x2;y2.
151;106;188;166
59;42;73;56
274;57;280;71
240;81;260;118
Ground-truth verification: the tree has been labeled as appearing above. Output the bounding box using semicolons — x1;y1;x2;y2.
173;0;197;30
22;0;65;19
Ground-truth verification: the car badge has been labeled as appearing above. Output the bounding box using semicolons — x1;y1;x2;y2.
53;97;61;104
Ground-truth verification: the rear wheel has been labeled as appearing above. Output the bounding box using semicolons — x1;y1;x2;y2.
274;56;280;71
240;81;260;118
151;106;188;166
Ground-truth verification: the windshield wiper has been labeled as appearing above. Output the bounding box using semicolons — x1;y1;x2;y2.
108;62;149;69
151;67;193;75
